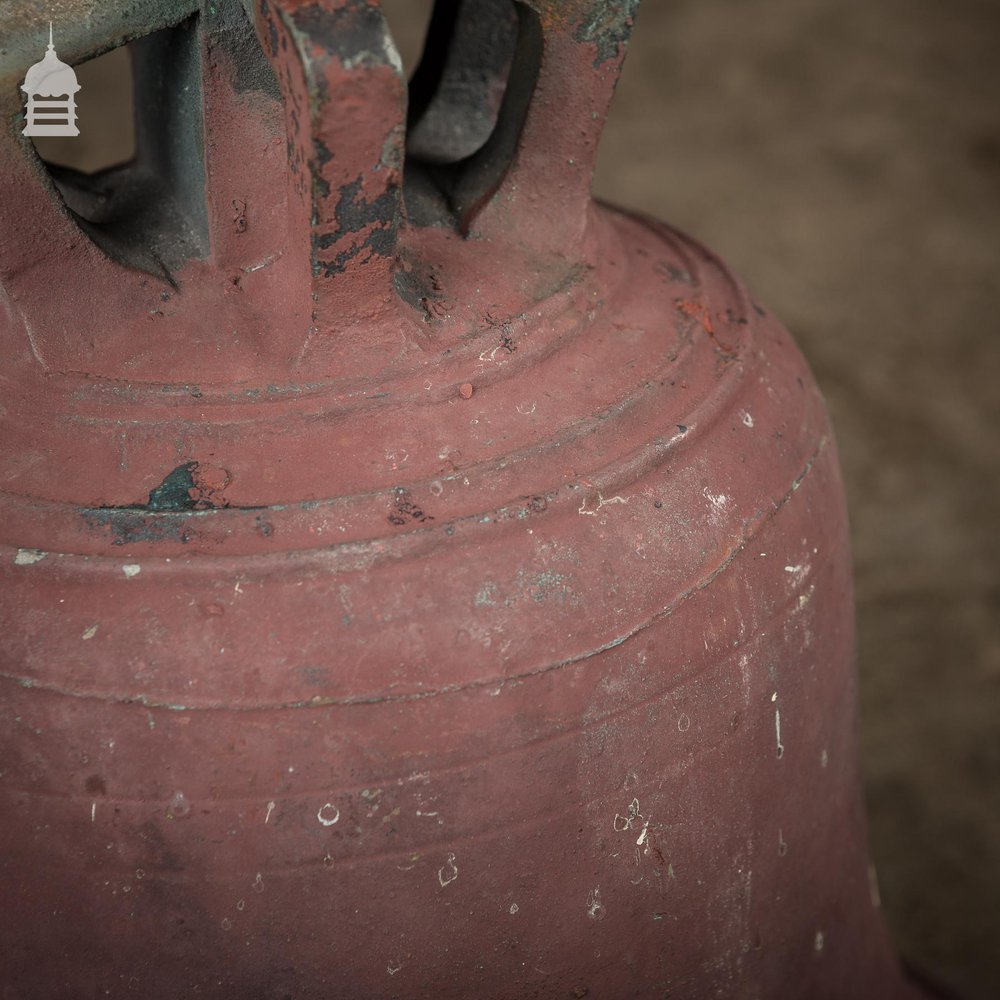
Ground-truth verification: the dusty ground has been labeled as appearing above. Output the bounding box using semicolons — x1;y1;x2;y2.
34;1;1000;995
593;2;1000;996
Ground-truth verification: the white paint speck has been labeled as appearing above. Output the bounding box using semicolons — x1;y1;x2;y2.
586;887;606;921
814;930;825;952
264;800;276;824
243;254;279;274
385;447;409;470
739;410;754;428
509;903;519;915
438;853;459;887
14;549;46;565
614;798;641;832
168;790;189;817
91;801;96;823
820;748;829;768
387;959;402;976
703;489;728;512
578;492;630;517
636;820;650;847
317;803;340;826
81;624;99;640
677;712;691;732
122;564;141;578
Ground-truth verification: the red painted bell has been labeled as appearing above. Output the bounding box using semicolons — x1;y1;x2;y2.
1;2;925;997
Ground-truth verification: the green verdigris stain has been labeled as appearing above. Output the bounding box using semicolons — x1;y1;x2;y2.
575;0;641;68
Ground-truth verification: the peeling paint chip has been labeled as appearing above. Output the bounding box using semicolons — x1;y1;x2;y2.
586;887;606;921
437;852;459;887
122;564;142;578
317;802;340;826
14;548;46;565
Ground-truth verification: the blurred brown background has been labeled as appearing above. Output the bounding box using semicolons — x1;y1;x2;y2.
32;1;1000;996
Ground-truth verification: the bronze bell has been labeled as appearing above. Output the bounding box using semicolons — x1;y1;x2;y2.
0;2;929;996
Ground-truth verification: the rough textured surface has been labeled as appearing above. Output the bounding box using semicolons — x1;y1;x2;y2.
3;0;993;996
593;2;1000;997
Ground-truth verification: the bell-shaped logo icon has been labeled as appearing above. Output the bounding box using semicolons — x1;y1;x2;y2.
21;23;81;137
